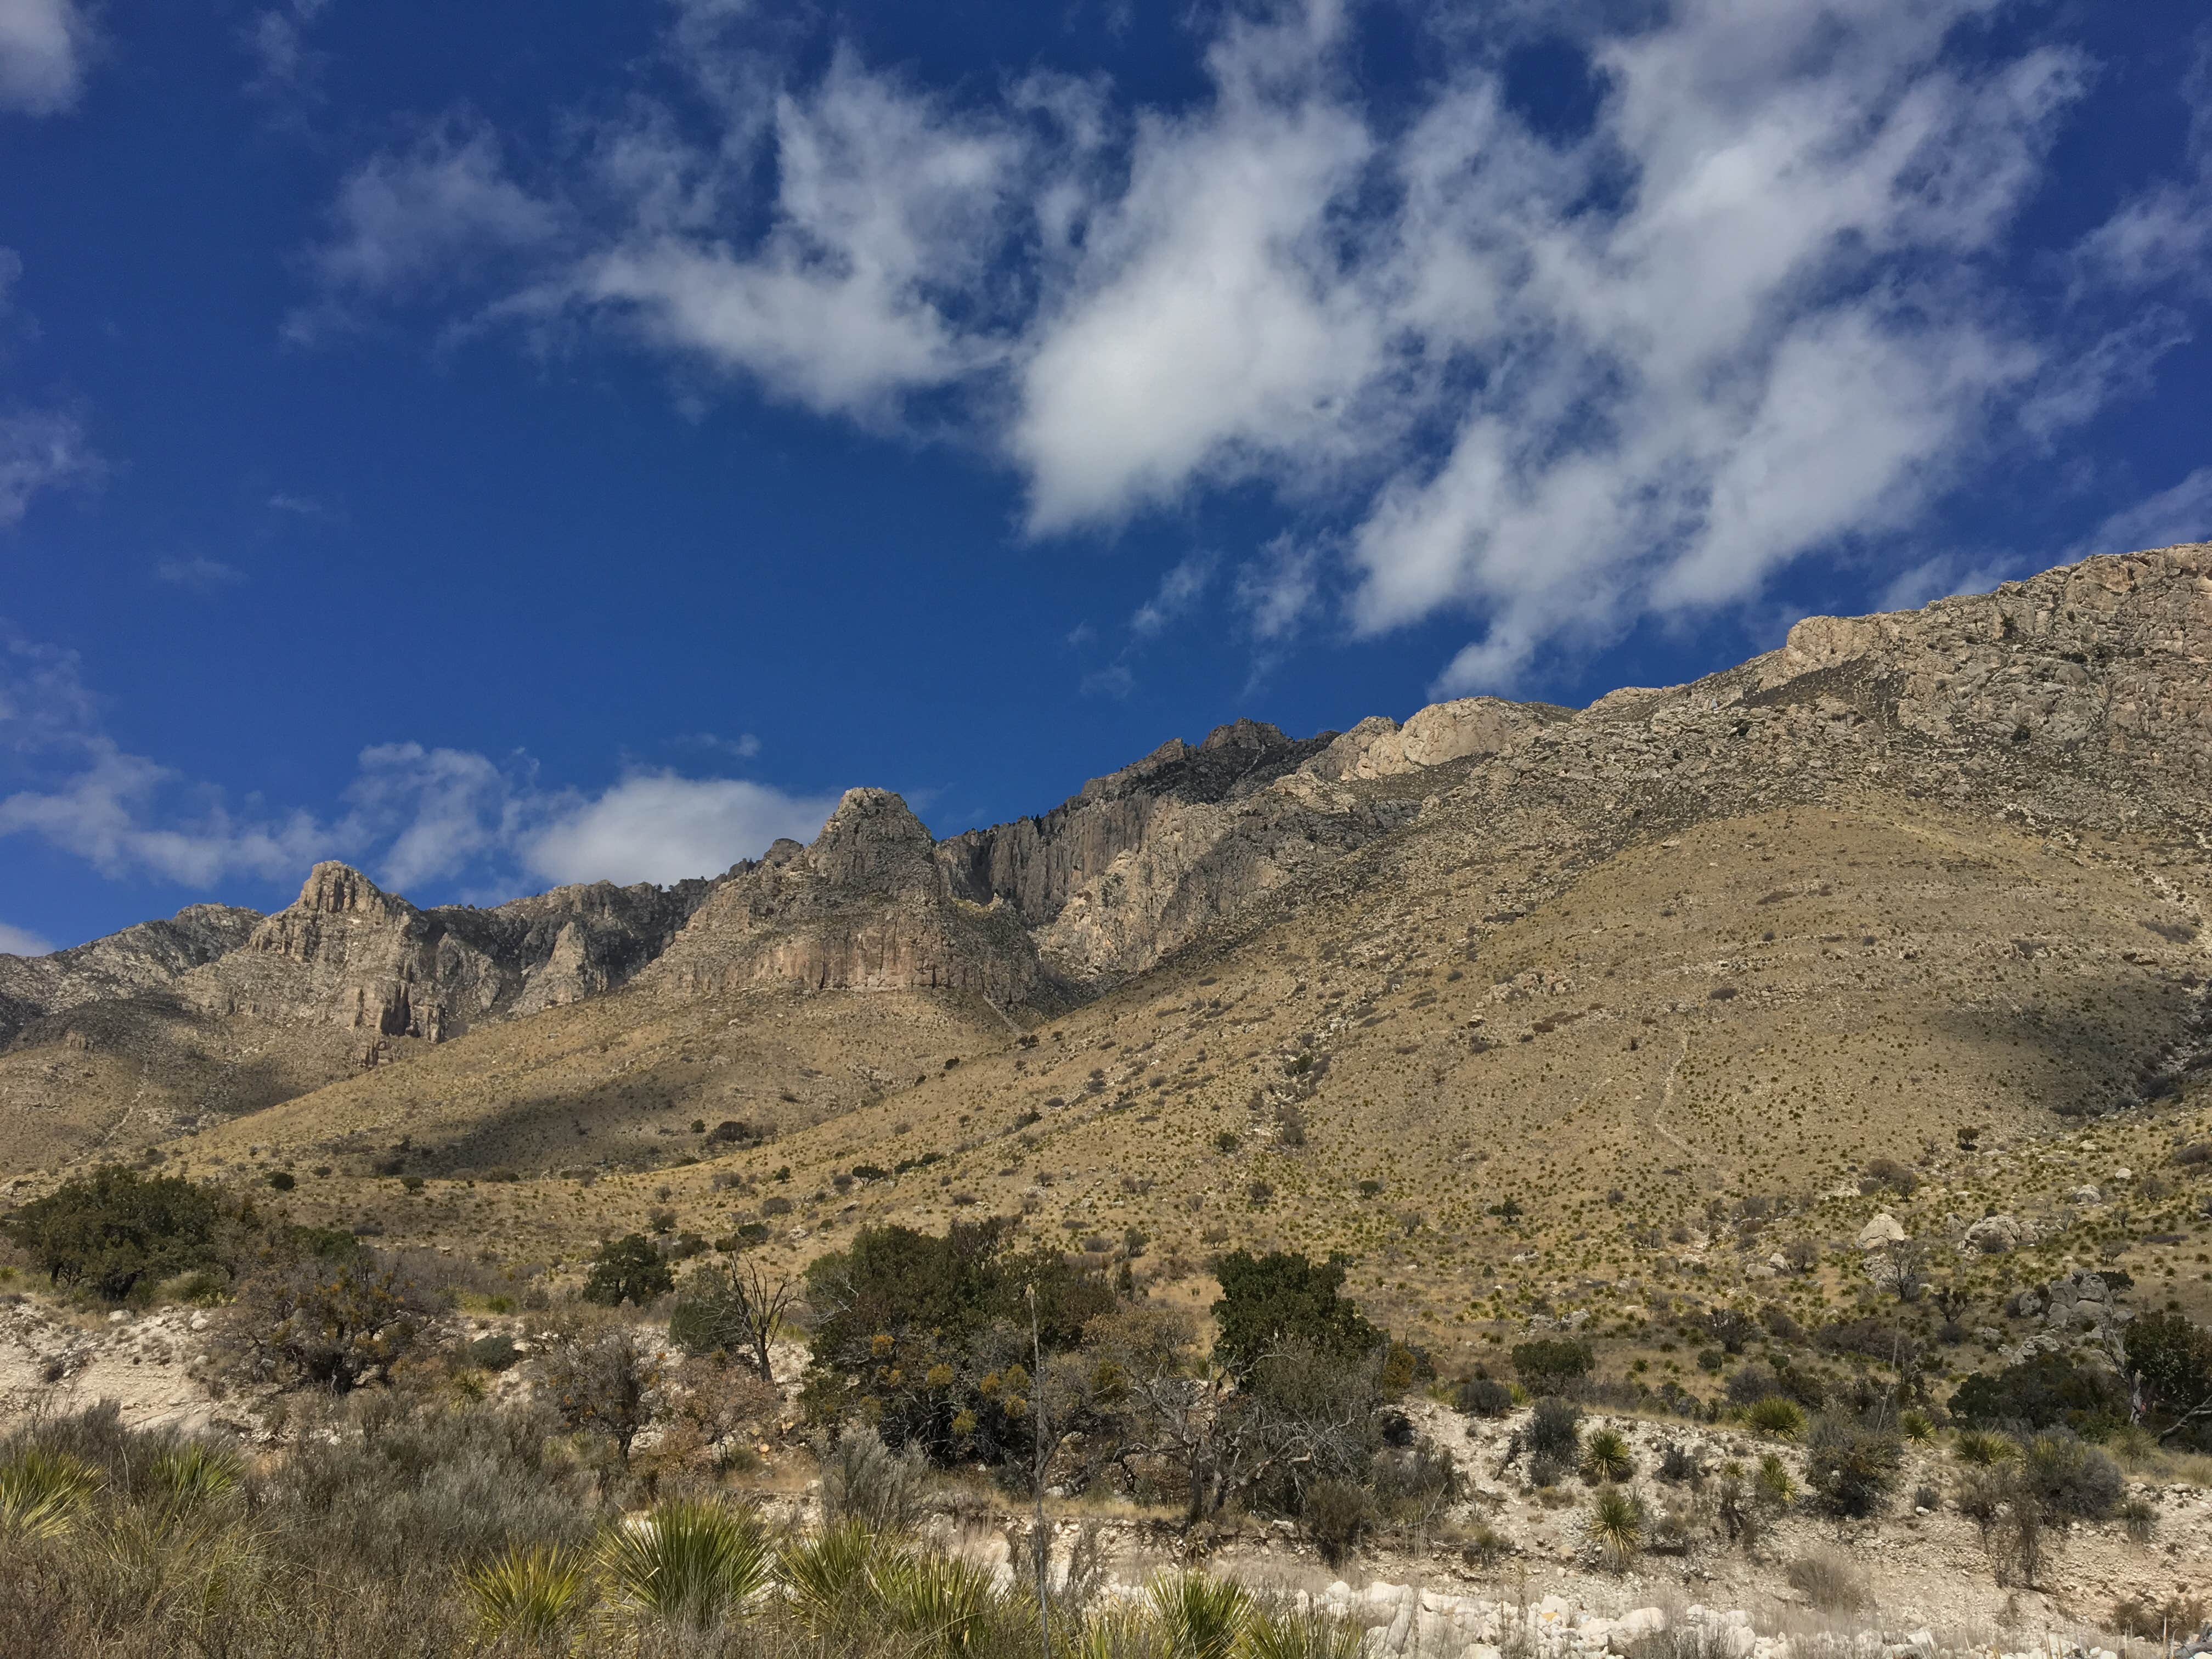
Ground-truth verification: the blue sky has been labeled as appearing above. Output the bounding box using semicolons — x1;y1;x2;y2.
1;0;2207;954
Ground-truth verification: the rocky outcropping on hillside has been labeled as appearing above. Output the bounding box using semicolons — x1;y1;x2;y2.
182;862;712;1044
0;905;263;1047
644;789;1047;1007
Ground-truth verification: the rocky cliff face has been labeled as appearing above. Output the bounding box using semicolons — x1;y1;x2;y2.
0;905;263;1047
644;790;1045;1006
180;862;712;1044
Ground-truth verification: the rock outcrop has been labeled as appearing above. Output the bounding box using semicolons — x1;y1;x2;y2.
0;905;263;1047
645;790;1046;1006
180;862;712;1042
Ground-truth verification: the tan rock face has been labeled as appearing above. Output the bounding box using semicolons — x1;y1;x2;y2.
645;789;1046;1006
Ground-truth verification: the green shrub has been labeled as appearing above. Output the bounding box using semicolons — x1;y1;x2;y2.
233;1254;435;1392
580;1234;674;1307
461;1543;589;1645
1510;1337;1594;1396
1948;1351;2127;1437
599;1497;772;1629
1211;1250;1383;1378
2124;1311;2212;1450
0;1167;232;1302
468;1333;521;1373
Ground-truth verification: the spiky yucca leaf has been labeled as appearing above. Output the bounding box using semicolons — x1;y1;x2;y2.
463;1543;590;1644
1234;1609;1364;1659
783;1518;891;1636
1064;1604;1169;1659
1581;1427;1634;1482
149;1443;242;1514
872;1550;1009;1655
0;1447;100;1541
1585;1485;1644;1572
599;1497;771;1629
1746;1397;1806;1441
1146;1572;1251;1659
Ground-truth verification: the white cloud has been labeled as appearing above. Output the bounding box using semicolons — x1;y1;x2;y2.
2078;467;2212;560
1130;553;1215;637
0;631;836;899
295;0;2185;687
524;773;839;887
1876;550;2029;614
0;409;94;528
242;0;331;103
0;0;91;116
154;556;247;588
0;919;50;956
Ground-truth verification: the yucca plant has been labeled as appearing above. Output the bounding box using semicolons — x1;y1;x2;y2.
0;1447;101;1541
1953;1429;2015;1466
1581;1426;1634;1483
1584;1485;1644;1573
1745;1397;1805;1441
1899;1409;1934;1443
1754;1452;1796;1505
1147;1571;1252;1659
463;1543;590;1646
149;1442;243;1515
1234;1607;1364;1659
784;1518;890;1637
1066;1604;1170;1659
599;1497;772;1629
873;1550;1011;1656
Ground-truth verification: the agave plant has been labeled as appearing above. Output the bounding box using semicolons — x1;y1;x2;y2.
1581;1426;1634;1483
1147;1571;1251;1659
600;1497;772;1629
1585;1485;1644;1573
0;1447;101;1541
463;1543;590;1645
1754;1452;1796;1505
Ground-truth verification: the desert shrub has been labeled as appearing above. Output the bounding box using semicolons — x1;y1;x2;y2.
467;1333;520;1372
2015;1430;2122;1521
2109;1593;2207;1640
819;1426;931;1533
1510;1337;1594;1396
1899;1408;1934;1442
1454;1376;1513;1418
1212;1250;1384;1378
1948;1351;2128;1437
1581;1426;1633;1482
1859;1158;1918;1197
1370;1437;1459;1523
539;1327;663;1463
1527;1397;1582;1459
1657;1443;1702;1484
1786;1548;1870;1611
2119;1496;2156;1542
1804;1413;1903;1518
580;1234;674;1307
1527;1451;1568;1489
232;1253;435;1392
1746;1397;1805;1440
1725;1363;1784;1406
1459;1520;1513;1569
2124;1310;2212;1450
1300;1479;1372;1565
0;1167;233;1301
1755;1452;1796;1505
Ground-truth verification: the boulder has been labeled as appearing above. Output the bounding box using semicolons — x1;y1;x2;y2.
1857;1212;1908;1249
1963;1214;2023;1254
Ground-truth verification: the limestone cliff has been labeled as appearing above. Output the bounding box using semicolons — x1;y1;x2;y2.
645;789;1045;1006
0;905;263;1048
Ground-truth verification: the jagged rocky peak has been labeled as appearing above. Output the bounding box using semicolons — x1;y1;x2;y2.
295;861;410;918
0;901;267;1047
804;788;941;893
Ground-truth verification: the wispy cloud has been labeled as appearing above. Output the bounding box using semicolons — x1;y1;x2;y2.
290;0;2190;690
154;556;247;589
266;492;325;516
2075;467;2212;560
0;918;52;956
1129;553;1215;638
0;628;840;903
0;409;95;528
0;0;94;117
